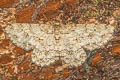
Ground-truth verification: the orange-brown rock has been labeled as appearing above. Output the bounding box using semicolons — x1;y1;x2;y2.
22;60;30;70
18;60;30;72
65;0;78;3
44;71;56;80
37;0;61;21
0;48;9;54
92;52;102;66
42;67;56;80
63;69;69;77
37;0;79;21
0;30;5;40
111;44;120;55
13;47;26;56
0;0;18;8
23;73;36;80
65;0;79;11
16;5;35;23
15;0;80;22
0;39;10;47
0;29;3;36
0;54;13;64
7;65;14;74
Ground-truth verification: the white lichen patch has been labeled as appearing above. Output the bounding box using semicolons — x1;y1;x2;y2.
5;23;115;66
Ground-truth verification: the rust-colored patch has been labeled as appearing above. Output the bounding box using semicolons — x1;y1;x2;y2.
92;52;102;66
42;68;56;80
65;0;79;11
63;69;69;77
13;46;26;56
0;48;9;54
37;0;79;21
111;45;120;55
18;60;30;72
7;65;14;74
45;71;56;80
0;29;3;36
65;0;78;3
0;39;10;47
16;5;35;23
0;29;5;39
22;60;30;70
0;0;18;8
23;73;36;80
17;51;31;73
37;0;61;21
0;54;13;64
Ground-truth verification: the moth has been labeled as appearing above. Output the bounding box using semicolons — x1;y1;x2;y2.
5;23;115;66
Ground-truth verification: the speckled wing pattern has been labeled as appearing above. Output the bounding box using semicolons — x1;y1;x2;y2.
5;23;115;66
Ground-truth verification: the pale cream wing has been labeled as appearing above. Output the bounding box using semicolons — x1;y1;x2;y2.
5;23;34;51
60;24;115;66
5;23;59;66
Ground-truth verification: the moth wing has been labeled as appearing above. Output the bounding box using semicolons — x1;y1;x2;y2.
60;24;114;66
31;49;59;66
5;23;52;51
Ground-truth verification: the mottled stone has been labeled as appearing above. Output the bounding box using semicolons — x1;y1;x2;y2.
0;54;13;64
0;0;18;8
16;5;35;23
